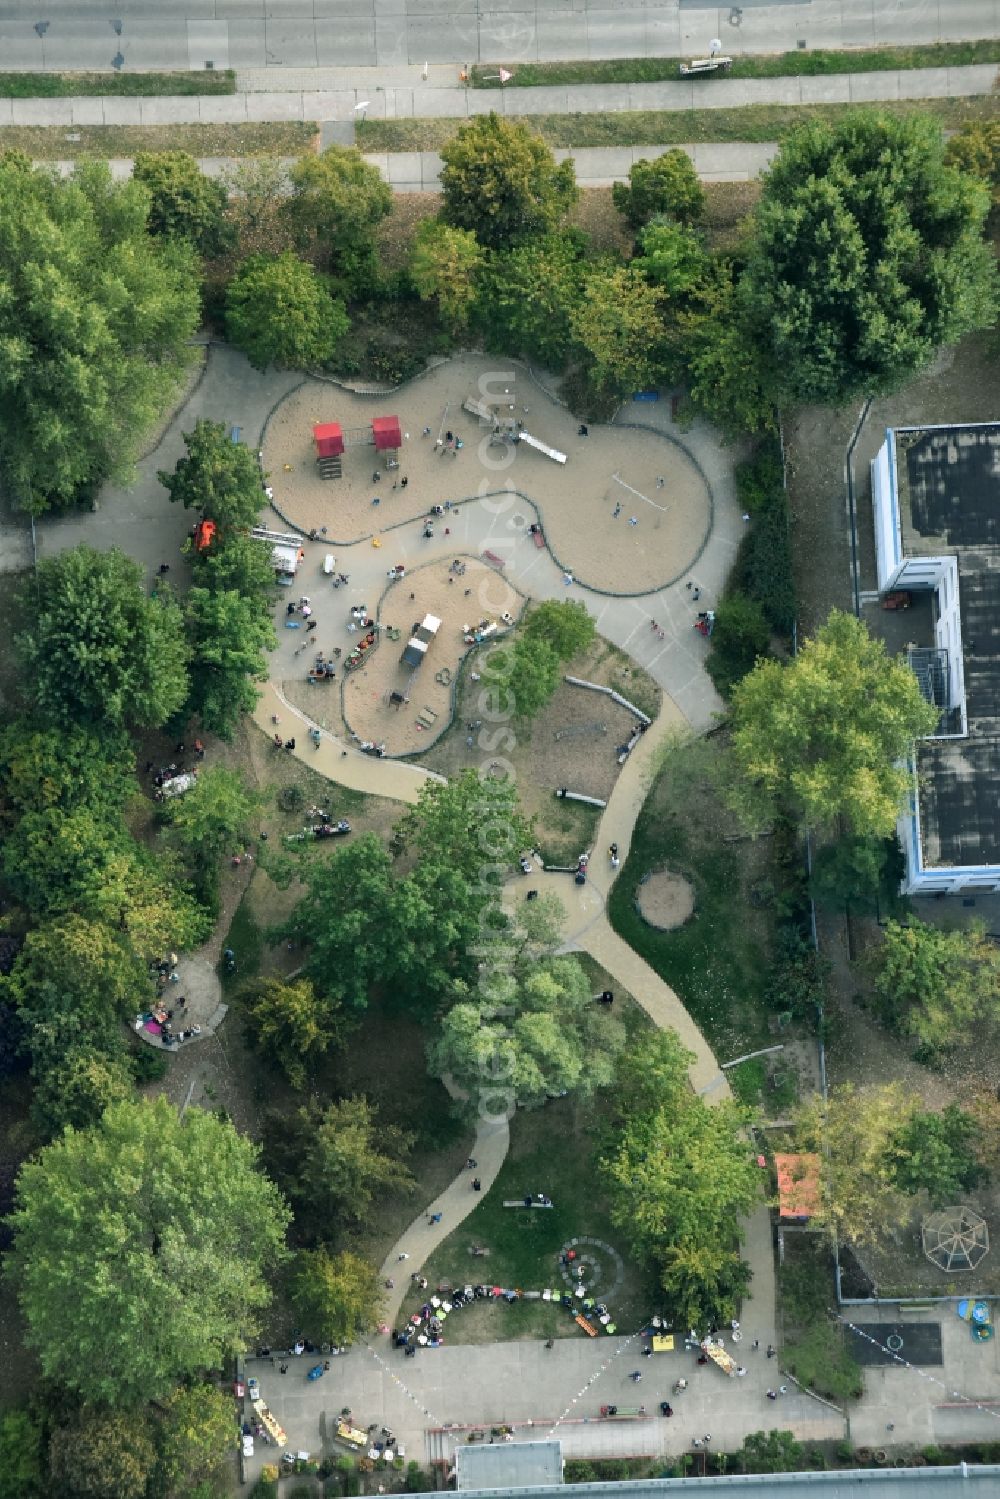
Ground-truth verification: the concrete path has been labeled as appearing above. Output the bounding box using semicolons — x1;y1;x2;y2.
8;61;996;127
1;0;993;75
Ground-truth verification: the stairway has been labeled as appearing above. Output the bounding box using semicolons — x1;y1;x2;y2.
318;455;342;480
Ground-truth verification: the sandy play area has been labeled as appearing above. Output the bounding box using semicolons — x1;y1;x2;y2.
340;557;526;757
637;869;695;931
261;356;713;596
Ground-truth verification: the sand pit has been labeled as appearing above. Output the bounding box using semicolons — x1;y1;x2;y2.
637;870;695;931
341;557;526;757
261;356;712;596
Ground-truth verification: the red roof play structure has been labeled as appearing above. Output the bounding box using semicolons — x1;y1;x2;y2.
313;422;345;459
372;415;402;452
775;1153;821;1221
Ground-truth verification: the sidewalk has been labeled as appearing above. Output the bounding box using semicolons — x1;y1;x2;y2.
7;62;996;126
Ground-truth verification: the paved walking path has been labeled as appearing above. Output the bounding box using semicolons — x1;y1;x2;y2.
9;61;995;127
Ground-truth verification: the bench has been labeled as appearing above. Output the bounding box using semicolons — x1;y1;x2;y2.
575;1315;598;1337
482;550;506;570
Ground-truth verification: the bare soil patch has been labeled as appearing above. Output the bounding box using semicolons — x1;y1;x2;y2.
636;869;695;931
261;355;712;595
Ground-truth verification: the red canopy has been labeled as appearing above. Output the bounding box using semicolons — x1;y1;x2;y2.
372;415;402;452
313;421;344;458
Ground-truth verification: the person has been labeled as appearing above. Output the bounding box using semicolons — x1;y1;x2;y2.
194;738;205;759
641;1345;652;1357
578;424;588;437
284;738;296;751
630;1371;642;1382
766;1344;776;1358
306;619;317;632
467;1157;477;1169
279;1363;288;1375
766;1389;778;1400
429;1212;442;1224
751;1338;760;1351
472;1178;481;1191
158;562;170;574
778;1384;788;1395
609;842;619;869
273;733;283;748
398;1252;410;1261
660;1403;673;1418
544;1338;554;1349
372;470;381;483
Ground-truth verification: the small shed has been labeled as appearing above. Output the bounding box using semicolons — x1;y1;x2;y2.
775;1152;821;1222
313;422;345;459
372;415;402;453
401;613;441;669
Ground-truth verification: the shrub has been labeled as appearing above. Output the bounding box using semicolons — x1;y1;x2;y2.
728;437;795;635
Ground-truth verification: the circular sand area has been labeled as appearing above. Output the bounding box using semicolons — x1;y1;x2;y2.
261;357;712;596
637;870;695;931
341;556;526;757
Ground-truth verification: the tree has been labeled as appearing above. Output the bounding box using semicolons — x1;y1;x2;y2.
706;594;770;699
792;1082;920;1245
159;419;266;532
154;1384;237;1498
612;149;705;230
409;220;484;336
945;120;1000;217
7;1096;290;1404
164;766;261;864
0;720;136;826
741;1430;804;1475
17;546;189;730
429;955;624;1110
286;145;392;288
0;155;200;512
440;114;577;251
289;1248;384;1345
274;1097;415;1227
570;264;667;399
48;1408;156;1499
132;150;230;256
225;252;350;372
32;1049;134;1136
633;218;708;299
872;918;1000;1050
476;232;586;367
194;531;276;600
0;1408;45;1499
523;599;596;660
811;834;890;910
730;610;939;837
184;586;275;738
890;1104;986;1204
486;635;560;720
243;977;339;1089
678;261;775;437
600;1032;760;1325
283;833;395;1010
742;112;997;406
396;764;532;881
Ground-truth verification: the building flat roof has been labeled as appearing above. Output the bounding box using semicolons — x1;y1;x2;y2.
894;424;1000;871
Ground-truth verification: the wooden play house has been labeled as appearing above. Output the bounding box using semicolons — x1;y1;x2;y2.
313;415;402;480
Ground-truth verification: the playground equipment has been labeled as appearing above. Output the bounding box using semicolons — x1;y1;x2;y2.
313;415;402;479
461;396;567;465
401;613;441;669
923;1207;989;1272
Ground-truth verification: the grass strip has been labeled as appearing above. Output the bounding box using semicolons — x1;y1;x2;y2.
0;120;317;160
469;39;1000;88
358;95;1000;153
0;70;237;97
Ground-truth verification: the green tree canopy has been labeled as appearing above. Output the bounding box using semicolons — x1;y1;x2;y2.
429;954;624;1111
475;232;587;367
523;598;596;659
48;1407;156;1499
570;264;668;399
409;220;485;336
612;148;705;230
31;1049;134;1137
872;917;1000;1050
742;111;997;406
890;1103;986;1204
7;1096;290;1404
163;765;261;864
184;585;275;738
633;217;709;300
730;609;939;837
286;144;392;288
289;1247;384;1346
485;634;561;721
440;114;577;251
194;531;276;599
132;149;231;256
159;419;266;531
269;1096;415;1230
16;546;189;730
225;251;350;372
283;833;395;1010
153;1384;238;1498
677;260;775;437
741;1430;804;1475
243;977;340;1089
792;1082;917;1244
0;156;200;513
706;593;771;699
0;719;136;825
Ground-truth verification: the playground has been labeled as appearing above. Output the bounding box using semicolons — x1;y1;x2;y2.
339;556;527;757
260;356;714;596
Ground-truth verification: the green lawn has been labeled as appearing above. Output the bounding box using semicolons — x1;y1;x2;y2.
0;70;236;97
607;735;772;1059
0;120;315;159
779;1237;862;1402
469;39;1000;89
396;1096;659;1342
357;94;1000;153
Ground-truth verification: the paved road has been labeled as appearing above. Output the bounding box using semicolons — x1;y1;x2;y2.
0;0;995;74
